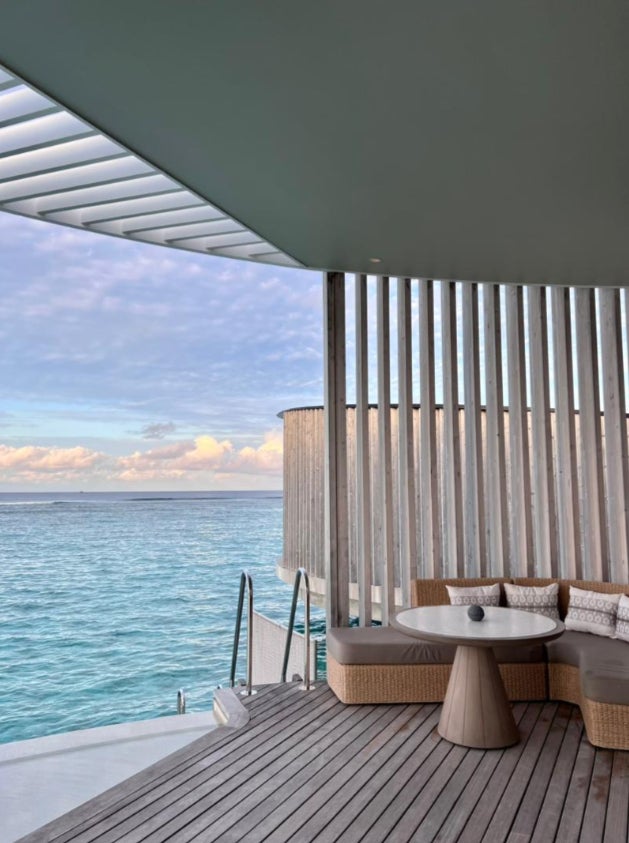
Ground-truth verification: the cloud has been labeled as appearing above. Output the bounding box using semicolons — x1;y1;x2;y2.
0;444;106;481
140;422;177;439
114;431;282;482
0;429;283;489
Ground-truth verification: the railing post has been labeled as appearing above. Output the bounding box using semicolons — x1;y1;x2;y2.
282;567;315;690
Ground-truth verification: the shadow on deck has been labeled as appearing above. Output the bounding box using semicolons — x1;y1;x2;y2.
19;682;629;842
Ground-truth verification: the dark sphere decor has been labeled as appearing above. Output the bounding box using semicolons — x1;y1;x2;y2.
467;604;485;621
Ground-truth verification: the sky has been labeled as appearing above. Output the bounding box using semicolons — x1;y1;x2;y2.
0;213;323;491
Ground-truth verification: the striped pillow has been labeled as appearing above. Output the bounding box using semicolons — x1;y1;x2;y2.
504;582;559;620
565;586;621;638
616;594;629;643
446;583;500;607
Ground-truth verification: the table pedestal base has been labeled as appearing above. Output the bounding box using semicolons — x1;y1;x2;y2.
438;645;520;749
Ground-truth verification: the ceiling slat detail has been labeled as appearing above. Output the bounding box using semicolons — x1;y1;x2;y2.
0;64;299;268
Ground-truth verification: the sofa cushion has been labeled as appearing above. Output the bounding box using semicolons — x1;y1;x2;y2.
616;594;629;643
545;629;629;667
564;585;621;637
582;662;629;705
326;626;544;666
446;583;501;607
504;582;560;620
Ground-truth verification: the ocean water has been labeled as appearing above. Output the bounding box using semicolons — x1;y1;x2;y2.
0;491;305;745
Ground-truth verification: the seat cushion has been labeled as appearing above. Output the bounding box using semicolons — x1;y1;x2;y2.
326;626;544;666
545;629;629;666
582;662;629;705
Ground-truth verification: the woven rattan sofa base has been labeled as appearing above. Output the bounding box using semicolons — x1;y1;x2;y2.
327;653;547;705
549;663;629;750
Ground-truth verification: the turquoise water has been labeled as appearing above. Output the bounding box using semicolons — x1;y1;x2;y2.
0;491;307;744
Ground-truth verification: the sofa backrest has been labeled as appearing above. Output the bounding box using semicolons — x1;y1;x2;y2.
412;577;512;608
412;576;629;618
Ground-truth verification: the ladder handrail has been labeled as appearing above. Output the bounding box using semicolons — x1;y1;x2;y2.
281;567;313;689
230;569;254;695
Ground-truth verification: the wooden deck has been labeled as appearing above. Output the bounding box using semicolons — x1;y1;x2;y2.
20;682;629;843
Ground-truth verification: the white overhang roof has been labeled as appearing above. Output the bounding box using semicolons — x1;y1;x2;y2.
1;3;629;285
0;65;299;267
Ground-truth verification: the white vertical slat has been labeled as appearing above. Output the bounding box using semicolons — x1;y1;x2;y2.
323;271;349;628
355;274;372;624
419;279;441;579
462;282;486;576
506;285;533;576
397;277;417;606
483;284;508;576
528;286;557;577
441;281;464;576
376;276;395;623
551;287;581;579
599;288;629;583
575;288;608;581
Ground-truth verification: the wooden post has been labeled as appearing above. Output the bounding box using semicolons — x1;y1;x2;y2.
575;288;608;581
377;276;395;624
419;279;440;579
397;277;417;606
462;283;485;576
483;284;508;576
323;271;349;628
441;281;464;576
355;274;372;624
506;285;533;576
600;288;629;583
528;286;557;577
551;287;581;579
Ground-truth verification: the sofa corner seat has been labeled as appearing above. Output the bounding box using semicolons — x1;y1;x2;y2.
326;576;629;749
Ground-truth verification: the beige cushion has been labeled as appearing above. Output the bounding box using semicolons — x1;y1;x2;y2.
504;582;559;620
616;594;629;643
565;585;621;638
326;626;544;665
446;583;500;606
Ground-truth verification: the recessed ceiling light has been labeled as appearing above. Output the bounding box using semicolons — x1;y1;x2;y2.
369;257;382;263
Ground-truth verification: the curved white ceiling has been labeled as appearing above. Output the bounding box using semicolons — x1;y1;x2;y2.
1;2;629;285
0;65;300;267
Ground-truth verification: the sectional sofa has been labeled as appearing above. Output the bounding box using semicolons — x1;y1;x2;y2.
326;577;629;749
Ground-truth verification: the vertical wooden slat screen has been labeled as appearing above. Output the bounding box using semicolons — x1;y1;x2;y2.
483;284;508;576
599;288;629;583
575;288;608;581
550;287;581;579
397;277;417;605
323;271;349;627
441;281;464;576
355;274;372;624
308;275;629;623
462;283;485;576
528;286;557;577
506;285;533;576
376;276;395;623
419;279;440;579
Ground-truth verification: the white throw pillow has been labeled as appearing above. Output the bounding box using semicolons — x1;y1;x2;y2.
615;594;629;643
446;583;500;606
504;582;559;620
565;585;621;638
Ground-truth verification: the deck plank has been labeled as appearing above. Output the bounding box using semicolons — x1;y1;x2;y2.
603;750;629;843
16;685;629;843
529;707;584;843
509;703;574;840
475;703;559;841
579;750;614;843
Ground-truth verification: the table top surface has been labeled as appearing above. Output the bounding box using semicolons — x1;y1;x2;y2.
392;605;564;647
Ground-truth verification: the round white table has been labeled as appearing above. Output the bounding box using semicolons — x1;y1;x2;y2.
392;605;564;749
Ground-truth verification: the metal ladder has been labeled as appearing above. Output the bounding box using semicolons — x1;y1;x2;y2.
281;567;314;690
230;569;254;696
